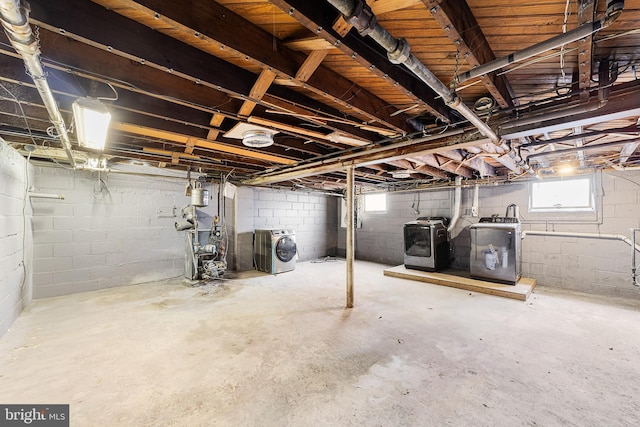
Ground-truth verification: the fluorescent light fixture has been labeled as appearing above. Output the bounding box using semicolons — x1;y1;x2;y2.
242;130;274;148
72;97;111;150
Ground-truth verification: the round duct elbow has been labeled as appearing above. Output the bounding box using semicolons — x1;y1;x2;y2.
242;130;274;148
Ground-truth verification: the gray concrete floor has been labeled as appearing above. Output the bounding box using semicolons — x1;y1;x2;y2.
1;260;639;426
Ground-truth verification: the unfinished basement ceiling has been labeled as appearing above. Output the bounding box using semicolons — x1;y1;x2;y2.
1;0;639;192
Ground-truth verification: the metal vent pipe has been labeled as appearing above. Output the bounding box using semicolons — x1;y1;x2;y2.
0;0;76;168
458;0;624;84
326;0;534;175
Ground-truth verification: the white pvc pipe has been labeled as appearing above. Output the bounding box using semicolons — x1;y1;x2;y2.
471;184;479;217
522;229;640;287
28;192;64;200
521;230;640;249
448;176;462;233
632;228;639;287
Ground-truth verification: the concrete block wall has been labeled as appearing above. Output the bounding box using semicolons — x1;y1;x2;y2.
31;166;190;298
0;142;33;337
234;187;338;269
339;171;640;299
339;189;453;265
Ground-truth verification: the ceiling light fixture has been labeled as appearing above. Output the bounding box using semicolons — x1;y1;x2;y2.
391;170;412;179
242;130;274;148
72;97;111;151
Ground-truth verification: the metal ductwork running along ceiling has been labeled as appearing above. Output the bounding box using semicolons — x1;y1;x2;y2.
0;0;639;192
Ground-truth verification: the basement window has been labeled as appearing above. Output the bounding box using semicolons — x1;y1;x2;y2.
364;193;387;212
529;176;595;212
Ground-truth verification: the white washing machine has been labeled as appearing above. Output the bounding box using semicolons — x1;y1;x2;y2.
254;228;297;274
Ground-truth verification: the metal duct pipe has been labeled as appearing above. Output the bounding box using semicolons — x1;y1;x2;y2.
327;0;534;175
447;176;462;234
327;0;493;140
458;0;625;83
0;0;76;168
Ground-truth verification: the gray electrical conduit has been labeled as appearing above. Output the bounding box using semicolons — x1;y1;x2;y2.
522;229;640;287
0;0;76;168
326;0;534;175
457;0;625;84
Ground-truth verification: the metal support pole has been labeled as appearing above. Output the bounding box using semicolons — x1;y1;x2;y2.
346;166;355;308
632;228;639;287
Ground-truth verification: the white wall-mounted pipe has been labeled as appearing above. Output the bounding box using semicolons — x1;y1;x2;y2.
0;0;76;168
632;228;639;287
522;229;640;287
28;192;64;200
448;176;462;234
471;184;479;217
521;230;640;251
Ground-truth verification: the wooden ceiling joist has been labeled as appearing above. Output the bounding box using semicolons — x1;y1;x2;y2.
269;0;453;122
577;0;596;101
295;49;330;83
408;153;473;178
91;0;409;134
112;122;297;164
424;0;516;109
28;2;382;148
237;68;278;118
368;0;423;16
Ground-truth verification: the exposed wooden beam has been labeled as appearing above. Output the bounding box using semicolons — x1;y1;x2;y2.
244;130;492;185
367;0;422;15
93;0;408;134
388;159;450;179
28;2;380;146
269;0;452;122
500;81;640;139
112;122;296;164
408;153;473;178
143;147;200;160
247;116;330;142
238;69;277;118
438;149;496;176
283;37;334;52
208;113;226;138
295;50;330;83
424;0;516;108
577;0;596;101
620;142;639;165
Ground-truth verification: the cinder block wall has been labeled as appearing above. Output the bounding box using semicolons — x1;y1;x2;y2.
31;166;189;298
340;171;640;299
233;187;339;269
0;142;33;337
